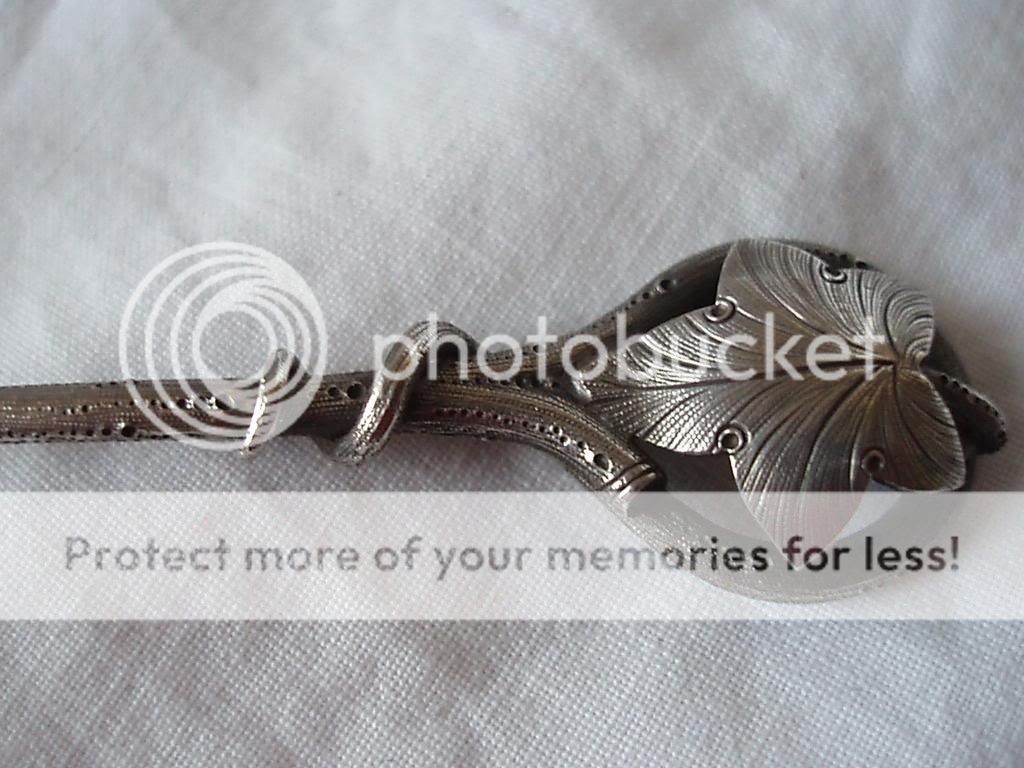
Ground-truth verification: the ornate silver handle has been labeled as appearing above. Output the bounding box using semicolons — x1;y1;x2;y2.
0;240;1006;510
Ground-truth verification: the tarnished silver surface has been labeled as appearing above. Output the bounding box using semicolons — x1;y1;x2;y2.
0;239;1006;517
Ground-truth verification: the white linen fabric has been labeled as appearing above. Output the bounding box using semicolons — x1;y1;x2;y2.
0;0;1022;765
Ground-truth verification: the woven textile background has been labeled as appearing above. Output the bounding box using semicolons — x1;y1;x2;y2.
1;1;1022;765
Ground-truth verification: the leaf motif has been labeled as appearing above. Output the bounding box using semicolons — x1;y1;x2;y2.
586;239;966;549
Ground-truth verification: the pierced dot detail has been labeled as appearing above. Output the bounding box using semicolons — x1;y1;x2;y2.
716;425;747;454
705;297;736;323
861;448;886;476
819;263;848;284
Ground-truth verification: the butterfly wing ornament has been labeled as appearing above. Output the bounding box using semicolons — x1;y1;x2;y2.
584;239;967;551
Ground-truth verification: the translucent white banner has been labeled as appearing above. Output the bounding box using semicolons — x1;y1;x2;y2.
0;492;1019;620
